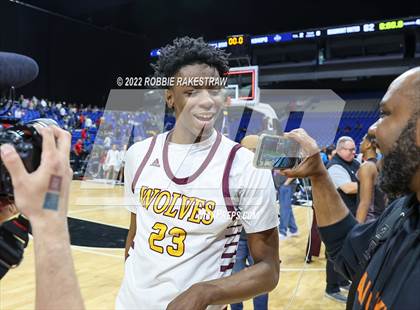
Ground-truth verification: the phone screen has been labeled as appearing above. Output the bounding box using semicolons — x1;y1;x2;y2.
254;134;302;169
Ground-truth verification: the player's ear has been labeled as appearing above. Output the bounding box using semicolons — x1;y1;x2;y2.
165;89;174;109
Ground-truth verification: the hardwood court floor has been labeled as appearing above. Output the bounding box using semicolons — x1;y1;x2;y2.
0;180;345;310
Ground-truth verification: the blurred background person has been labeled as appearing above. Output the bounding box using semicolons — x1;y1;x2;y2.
324;136;360;303
278;176;299;240
117;144;127;184
73;138;84;172
356;132;388;223
104;144;119;180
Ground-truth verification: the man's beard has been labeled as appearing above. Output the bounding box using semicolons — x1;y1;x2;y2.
378;115;420;198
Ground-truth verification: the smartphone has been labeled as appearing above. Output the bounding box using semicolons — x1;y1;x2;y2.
254;134;302;170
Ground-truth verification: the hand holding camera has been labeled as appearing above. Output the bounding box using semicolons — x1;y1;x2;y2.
0;125;72;227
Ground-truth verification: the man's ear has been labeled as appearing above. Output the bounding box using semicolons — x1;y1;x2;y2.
416;117;420;148
165;89;174;109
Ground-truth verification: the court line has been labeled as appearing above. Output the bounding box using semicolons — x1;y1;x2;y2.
71;246;123;258
68;205;123;214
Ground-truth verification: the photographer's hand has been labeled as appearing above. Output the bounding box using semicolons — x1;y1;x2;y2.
1;126;72;223
0;126;85;310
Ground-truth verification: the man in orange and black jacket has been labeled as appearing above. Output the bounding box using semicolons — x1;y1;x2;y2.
281;66;420;309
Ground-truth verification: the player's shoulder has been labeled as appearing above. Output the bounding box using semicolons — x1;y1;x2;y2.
125;134;163;162
220;135;254;161
359;160;377;175
219;135;255;172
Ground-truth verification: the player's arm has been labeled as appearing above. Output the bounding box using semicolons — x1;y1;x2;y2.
125;212;136;259
329;165;357;194
356;163;376;223
339;182;358;194
207;228;279;304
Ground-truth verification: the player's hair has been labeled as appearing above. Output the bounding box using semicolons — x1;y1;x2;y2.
362;133;377;149
152;37;230;79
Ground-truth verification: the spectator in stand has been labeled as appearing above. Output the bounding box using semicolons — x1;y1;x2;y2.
85;116;93;128
96;116;103;128
79;114;85;128
326;145;335;162
81;128;87;141
73;139;84;172
60;104;67;117
14;107;23;119
320;146;328;165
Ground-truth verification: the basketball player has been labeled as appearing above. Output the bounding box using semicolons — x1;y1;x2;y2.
116;37;280;310
356;132;387;223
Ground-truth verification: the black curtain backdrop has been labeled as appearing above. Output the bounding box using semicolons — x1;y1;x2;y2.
0;0;148;106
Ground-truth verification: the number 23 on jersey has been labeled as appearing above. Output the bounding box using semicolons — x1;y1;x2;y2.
148;222;187;257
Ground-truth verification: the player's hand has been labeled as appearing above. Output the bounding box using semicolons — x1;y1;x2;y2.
167;284;211;310
0;126;73;226
279;128;327;179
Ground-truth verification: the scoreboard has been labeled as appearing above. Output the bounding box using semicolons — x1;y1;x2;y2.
226;34;251;56
150;16;420;57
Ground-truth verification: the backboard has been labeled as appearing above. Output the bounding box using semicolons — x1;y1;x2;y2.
225;66;259;105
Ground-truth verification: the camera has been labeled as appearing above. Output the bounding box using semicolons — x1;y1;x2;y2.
0;118;58;198
0;118;57;279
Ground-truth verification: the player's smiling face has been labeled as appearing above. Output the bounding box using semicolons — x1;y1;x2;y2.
166;63;226;142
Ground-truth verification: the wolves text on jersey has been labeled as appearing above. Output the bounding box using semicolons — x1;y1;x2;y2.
139;186;216;225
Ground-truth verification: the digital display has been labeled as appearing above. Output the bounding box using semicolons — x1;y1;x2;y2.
226;34;251;56
379;20;404;31
150;16;420;57
227;34;246;46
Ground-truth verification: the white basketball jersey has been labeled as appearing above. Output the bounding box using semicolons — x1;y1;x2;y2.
116;130;278;310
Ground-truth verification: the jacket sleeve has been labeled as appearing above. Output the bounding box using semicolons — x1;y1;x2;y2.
318;197;404;281
318;213;380;280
